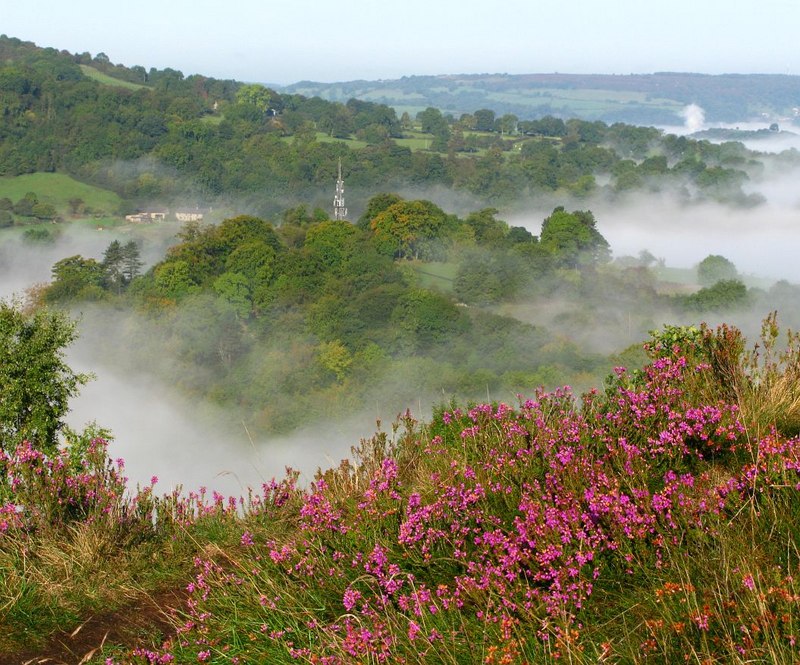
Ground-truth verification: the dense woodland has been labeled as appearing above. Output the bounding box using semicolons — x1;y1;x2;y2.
0;35;782;215
37;198;800;436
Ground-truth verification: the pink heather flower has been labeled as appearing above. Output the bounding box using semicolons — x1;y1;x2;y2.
150;475;159;486
742;574;755;591
691;611;712;631
408;620;421;641
197;650;211;662
241;531;254;547
343;588;362;611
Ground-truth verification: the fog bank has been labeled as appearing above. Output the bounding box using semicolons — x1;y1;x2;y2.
66;353;382;494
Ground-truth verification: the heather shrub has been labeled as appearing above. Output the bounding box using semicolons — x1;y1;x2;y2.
124;321;800;664
8;317;800;663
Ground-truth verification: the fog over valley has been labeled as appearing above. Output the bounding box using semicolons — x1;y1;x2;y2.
3;173;800;490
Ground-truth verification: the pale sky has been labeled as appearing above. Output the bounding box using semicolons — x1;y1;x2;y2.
2;0;798;84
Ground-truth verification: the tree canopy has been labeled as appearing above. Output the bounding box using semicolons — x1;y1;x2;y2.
539;207;611;268
697;254;738;286
0;302;89;453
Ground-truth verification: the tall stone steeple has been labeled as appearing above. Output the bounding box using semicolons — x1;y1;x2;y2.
333;158;347;220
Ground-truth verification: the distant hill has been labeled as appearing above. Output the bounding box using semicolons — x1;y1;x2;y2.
280;72;800;125
0;34;794;213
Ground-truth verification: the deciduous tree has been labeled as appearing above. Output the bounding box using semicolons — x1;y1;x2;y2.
0;302;89;453
540;207;610;269
697;254;738;286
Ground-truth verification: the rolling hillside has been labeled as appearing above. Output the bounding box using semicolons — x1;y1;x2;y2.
281;72;800;125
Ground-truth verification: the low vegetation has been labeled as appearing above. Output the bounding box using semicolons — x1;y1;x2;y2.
3;309;800;663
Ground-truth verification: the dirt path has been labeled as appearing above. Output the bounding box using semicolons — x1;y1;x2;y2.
1;587;189;665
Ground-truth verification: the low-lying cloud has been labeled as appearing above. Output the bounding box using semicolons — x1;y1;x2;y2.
5;151;800;494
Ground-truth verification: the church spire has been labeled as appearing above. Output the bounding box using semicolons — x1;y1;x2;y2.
333;158;347;220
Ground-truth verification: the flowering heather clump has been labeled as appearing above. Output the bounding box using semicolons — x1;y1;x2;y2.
123;329;800;663
10;320;800;663
0;436;130;531
0;429;246;656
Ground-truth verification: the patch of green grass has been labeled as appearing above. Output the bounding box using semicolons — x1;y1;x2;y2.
79;65;148;91
0;173;123;216
313;132;368;148
279;133;369;149
395;136;435;151
483;88;684;116
411;261;457;292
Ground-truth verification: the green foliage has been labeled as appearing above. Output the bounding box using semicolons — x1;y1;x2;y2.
454;257;503;305
235;83;277;113
45;255;105;302
303;219;359;270
683;279;749;311
34;198;680;435
0;36;779;211
474;108;496;132
648;324;703;355
392;288;469;350
153;260;199;300
12;192;37;216
454;250;525;305
22;227;56;243
213;272;252;317
697;254;738;286
317;340;353;382
370;199;454;259
464;208;509;248
0;302;89;453
416;107;450;138
540;207;610;268
357;192;402;230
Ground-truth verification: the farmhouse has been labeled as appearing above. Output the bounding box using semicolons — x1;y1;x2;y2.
125;211;167;223
175;211;204;222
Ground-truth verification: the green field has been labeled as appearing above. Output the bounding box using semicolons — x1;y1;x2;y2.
282;80;688;122
79;65;148;90
394;131;435;150
653;264;774;291
411;260;457;292
279;132;369;149
482;88;685;116
0;173;123;215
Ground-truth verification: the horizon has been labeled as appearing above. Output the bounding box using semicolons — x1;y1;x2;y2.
3;0;799;85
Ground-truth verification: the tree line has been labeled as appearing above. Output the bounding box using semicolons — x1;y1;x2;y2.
0;35;768;211
38;193;794;435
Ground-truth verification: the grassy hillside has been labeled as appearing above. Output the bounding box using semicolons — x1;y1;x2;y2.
0;173;123;216
79;65;149;90
4;317;800;663
281;72;800;124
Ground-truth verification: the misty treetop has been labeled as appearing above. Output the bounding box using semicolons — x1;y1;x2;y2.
36;201;610;433
36;193;787;436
